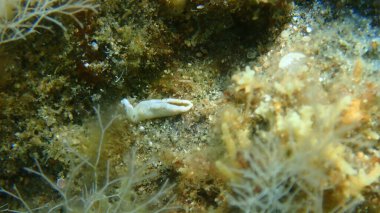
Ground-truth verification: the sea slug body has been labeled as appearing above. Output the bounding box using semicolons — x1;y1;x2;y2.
121;98;193;122
279;52;307;71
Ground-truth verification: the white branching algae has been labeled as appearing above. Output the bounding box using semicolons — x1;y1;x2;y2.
121;98;193;122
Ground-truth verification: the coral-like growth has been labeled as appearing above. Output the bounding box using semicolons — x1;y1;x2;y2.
0;0;97;44
217;58;380;211
224;132;325;212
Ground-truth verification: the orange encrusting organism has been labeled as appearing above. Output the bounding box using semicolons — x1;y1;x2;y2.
341;99;364;125
353;59;363;84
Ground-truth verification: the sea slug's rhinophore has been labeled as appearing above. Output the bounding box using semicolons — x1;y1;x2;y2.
121;98;193;122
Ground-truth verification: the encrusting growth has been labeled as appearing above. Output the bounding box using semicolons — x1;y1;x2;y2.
216;56;380;211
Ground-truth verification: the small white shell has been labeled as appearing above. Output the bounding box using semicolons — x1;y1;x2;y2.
279;52;307;70
121;98;193;122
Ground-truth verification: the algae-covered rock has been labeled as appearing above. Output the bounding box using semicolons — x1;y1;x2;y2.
5;0;378;212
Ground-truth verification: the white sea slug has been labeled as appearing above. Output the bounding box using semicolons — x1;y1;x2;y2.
279;52;307;71
121;98;193;122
